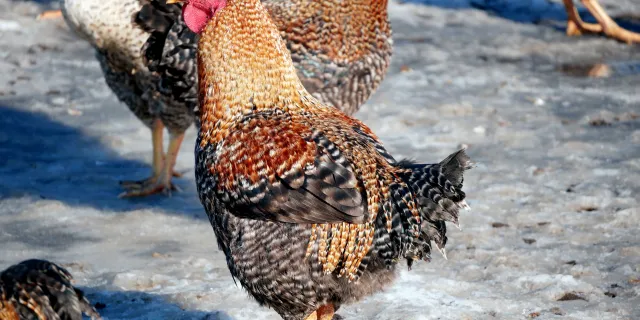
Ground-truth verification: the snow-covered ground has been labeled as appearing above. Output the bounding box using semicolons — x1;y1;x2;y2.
1;0;639;319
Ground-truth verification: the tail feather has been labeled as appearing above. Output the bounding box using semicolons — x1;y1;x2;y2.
392;149;473;268
400;149;472;226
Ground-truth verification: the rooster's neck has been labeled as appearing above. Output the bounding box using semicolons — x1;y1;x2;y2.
197;0;321;146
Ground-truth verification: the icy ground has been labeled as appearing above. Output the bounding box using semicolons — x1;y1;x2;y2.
1;0;639;319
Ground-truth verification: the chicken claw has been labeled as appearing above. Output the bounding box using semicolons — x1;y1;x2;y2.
37;10;62;20
119;169;183;188
118;120;185;198
118;174;182;198
563;0;640;44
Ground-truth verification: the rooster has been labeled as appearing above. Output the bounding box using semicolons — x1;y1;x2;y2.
182;0;473;319
40;0;392;198
0;259;101;320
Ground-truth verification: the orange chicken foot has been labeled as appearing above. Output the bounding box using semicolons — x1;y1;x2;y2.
304;304;336;320
36;9;62;20
119;120;184;198
563;0;640;44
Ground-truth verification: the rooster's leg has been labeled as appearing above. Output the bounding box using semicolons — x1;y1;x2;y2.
36;10;62;20
119;128;185;198
304;304;335;320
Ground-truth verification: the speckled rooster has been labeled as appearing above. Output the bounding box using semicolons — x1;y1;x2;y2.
182;0;473;319
39;0;391;197
0;259;101;320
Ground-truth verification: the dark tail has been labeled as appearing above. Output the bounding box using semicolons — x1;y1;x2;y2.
380;149;473;270
400;149;472;226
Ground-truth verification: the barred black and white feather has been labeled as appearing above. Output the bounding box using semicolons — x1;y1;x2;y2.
135;0;199;116
372;149;473;270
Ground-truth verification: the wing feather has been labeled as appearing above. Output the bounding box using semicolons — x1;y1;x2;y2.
213;112;367;224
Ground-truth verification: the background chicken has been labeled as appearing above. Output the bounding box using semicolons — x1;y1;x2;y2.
55;0;192;198
186;0;473;319
0;259;101;320
40;0;392;198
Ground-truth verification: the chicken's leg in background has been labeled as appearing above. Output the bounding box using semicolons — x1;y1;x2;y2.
563;0;640;43
118;119;183;198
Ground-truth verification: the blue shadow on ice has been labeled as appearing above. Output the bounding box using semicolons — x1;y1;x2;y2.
85;288;232;320
0;104;205;220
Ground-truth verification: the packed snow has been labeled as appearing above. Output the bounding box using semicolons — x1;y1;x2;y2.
0;0;638;319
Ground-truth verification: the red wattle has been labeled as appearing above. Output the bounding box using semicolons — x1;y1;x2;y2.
183;3;211;34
